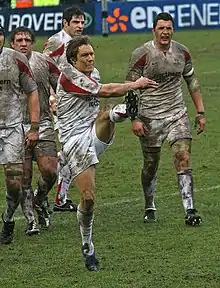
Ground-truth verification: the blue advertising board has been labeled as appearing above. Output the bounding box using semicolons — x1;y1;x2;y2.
1;1;220;36
0;4;95;36
95;0;220;34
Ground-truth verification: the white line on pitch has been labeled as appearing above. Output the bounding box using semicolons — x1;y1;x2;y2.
0;184;220;222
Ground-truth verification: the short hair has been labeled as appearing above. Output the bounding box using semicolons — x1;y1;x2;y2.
66;35;92;64
153;12;174;29
62;6;85;26
10;26;35;43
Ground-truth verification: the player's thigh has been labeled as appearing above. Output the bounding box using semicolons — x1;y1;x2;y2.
139;116;166;148
73;166;96;196
4;163;23;178
167;113;192;145
95;108;115;145
92;124;114;157
63;129;99;180
0;124;25;165
170;138;192;155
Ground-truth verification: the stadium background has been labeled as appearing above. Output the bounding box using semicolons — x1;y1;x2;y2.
0;1;220;287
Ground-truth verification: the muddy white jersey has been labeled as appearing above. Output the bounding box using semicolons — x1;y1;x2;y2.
0;47;37;128
56;63;102;144
126;40;194;119
43;29;71;69
43;29;101;81
19;51;60;126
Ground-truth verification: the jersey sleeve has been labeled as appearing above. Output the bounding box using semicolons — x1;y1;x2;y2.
16;53;38;94
182;46;194;78
60;67;102;96
125;47;147;82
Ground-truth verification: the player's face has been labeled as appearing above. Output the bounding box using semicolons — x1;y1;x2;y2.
73;44;94;74
11;32;33;59
0;31;4;49
153;20;174;48
63;15;85;37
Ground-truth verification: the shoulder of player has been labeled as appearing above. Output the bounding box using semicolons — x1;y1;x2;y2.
61;64;78;79
32;50;52;62
31;51;51;67
131;42;151;59
172;40;190;54
10;48;29;63
43;32;64;54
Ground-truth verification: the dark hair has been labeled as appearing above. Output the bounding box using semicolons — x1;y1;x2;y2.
10;26;35;43
62;6;85;26
66;35;92;64
153;12;174;29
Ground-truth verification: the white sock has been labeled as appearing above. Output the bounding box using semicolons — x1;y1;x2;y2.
109;104;127;123
77;207;94;255
56;165;72;205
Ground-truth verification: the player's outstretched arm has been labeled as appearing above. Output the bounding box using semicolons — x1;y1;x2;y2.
98;77;158;98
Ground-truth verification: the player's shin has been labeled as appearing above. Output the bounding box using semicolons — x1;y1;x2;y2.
141;169;157;211
3;169;22;222
35;173;56;206
77;206;94;256
141;149;160;212
4;187;21;222
177;168;194;212
20;186;35;223
56;165;72;205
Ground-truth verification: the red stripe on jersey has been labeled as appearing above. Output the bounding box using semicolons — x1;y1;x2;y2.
16;58;33;78
132;54;147;69
49;44;65;58
60;74;91;94
47;60;60;76
87;74;98;84
183;50;191;62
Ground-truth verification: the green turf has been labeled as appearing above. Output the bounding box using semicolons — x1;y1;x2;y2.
1;30;220;287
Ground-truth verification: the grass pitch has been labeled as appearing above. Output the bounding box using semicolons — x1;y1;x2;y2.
0;30;220;287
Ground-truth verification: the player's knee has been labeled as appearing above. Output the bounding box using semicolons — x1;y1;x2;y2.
171;139;191;172
4;164;23;190
174;150;190;172
42;167;57;183
96;106;110;121
143;148;160;177
81;189;95;211
22;169;32;189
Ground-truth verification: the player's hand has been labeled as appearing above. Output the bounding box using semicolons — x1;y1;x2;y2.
194;113;206;134
50;95;57;116
25;130;39;149
131;120;148;137
134;77;159;89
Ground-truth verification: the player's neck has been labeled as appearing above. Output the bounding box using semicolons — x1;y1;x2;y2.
27;52;32;60
154;40;171;54
63;28;71;38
